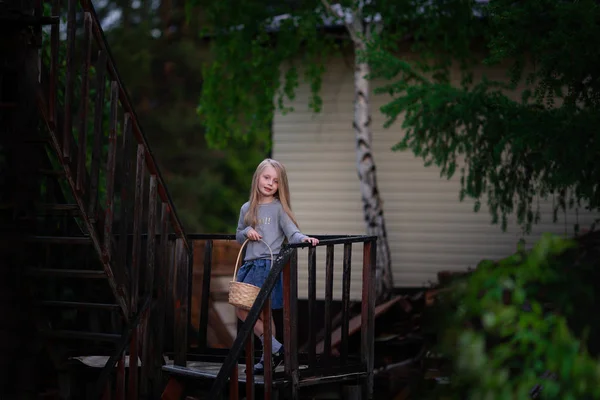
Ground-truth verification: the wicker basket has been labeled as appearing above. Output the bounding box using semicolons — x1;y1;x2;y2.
228;238;273;310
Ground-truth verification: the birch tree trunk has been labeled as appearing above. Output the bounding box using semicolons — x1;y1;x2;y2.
352;31;394;302
319;0;395;301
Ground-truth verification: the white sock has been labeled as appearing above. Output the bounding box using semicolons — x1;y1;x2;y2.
259;334;283;354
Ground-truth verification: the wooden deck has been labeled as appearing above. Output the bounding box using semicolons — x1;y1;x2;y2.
164;234;377;399
163;362;365;388
164;362;286;386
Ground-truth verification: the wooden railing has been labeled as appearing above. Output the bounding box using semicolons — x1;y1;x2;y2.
37;0;193;397
178;234;377;400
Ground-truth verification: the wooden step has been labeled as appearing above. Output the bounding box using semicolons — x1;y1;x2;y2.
41;329;121;342
26;268;106;279
39;301;120;311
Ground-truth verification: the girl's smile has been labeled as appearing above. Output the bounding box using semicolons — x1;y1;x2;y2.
258;165;279;202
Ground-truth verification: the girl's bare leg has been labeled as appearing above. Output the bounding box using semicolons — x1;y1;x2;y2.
236;308;276;338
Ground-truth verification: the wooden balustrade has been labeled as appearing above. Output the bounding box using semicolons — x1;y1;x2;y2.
39;1;377;397
171;234;376;399
40;0;193;397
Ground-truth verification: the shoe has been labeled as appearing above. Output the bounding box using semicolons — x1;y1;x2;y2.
273;347;285;369
252;360;265;375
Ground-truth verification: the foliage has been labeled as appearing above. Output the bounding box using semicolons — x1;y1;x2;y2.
185;0;409;148
186;0;330;148
431;232;600;399
93;0;267;232
364;0;600;233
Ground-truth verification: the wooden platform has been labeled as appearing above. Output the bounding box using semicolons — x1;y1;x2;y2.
163;361;366;388
163;362;287;386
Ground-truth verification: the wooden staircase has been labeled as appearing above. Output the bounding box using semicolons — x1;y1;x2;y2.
1;1;192;399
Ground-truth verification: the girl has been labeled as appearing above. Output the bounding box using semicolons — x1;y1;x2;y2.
235;158;319;374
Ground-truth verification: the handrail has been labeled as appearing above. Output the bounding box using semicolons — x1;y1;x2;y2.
41;0;194;397
78;0;191;254
207;246;296;398
203;234;378;399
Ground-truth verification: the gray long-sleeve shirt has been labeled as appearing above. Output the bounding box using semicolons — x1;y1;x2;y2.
236;199;308;261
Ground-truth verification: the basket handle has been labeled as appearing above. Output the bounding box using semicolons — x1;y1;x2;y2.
232;238;274;281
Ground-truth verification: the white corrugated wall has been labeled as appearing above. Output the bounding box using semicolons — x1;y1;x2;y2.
273;55;598;300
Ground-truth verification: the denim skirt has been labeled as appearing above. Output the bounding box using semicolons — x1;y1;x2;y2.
236;258;283;309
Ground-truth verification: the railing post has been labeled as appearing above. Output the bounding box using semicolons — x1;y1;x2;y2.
116;113;133;274
76;12;92;192
173;238;188;366
283;249;298;400
307;246;317;368
341;242;352;365
229;363;239;400
89;50;107;220
208;248;294;399
244;335;255;400
49;0;60;127
198;239;213;351
103;82;119;259
262;296;273;400
128;143;146;400
323;244;334;366
361;239;376;399
141;175;158;397
155;204;170;363
62;0;76;159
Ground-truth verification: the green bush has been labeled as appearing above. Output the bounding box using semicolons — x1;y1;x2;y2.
433;232;600;400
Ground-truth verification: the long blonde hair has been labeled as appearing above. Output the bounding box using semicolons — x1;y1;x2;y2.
244;158;300;229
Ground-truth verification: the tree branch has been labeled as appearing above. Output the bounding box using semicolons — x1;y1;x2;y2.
320;0;360;43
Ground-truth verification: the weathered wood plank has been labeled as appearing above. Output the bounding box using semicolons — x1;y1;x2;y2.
76;12;92;192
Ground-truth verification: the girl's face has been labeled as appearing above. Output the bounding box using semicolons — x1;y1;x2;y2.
257;165;279;201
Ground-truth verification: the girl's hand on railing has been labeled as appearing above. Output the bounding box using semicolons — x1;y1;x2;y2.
246;228;262;241
302;236;320;246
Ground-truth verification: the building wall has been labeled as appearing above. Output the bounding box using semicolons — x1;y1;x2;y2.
273;54;598;300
